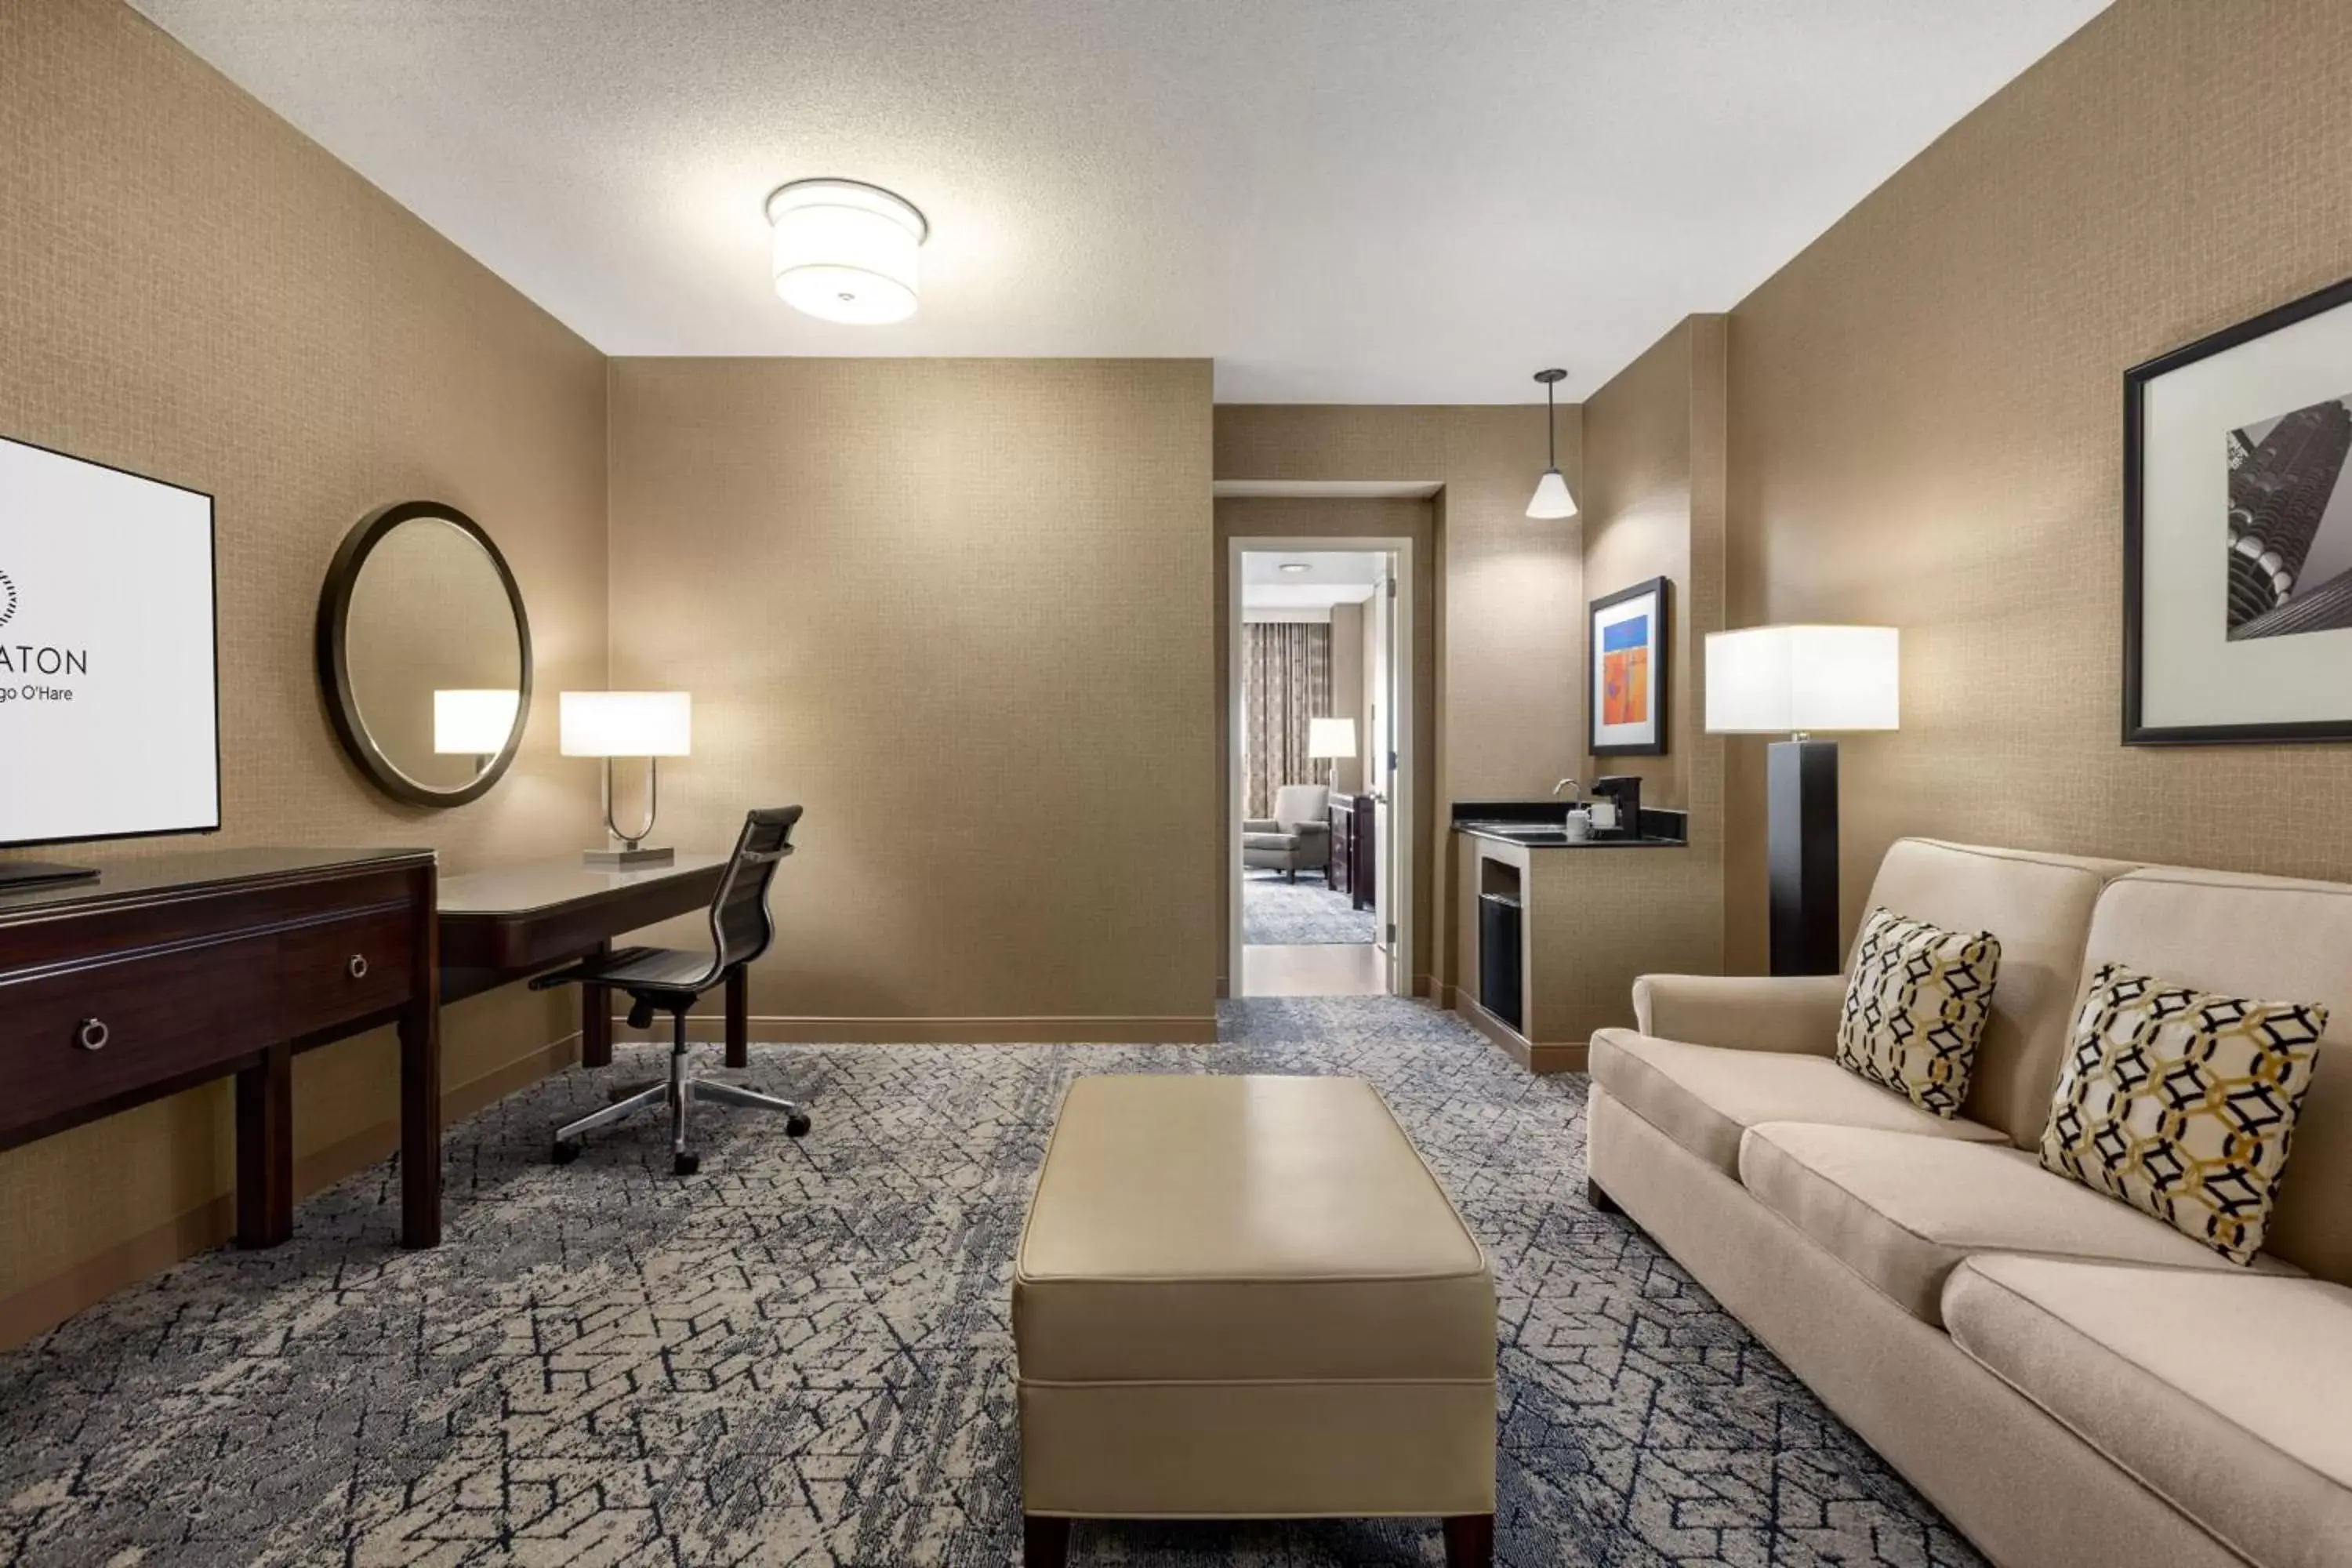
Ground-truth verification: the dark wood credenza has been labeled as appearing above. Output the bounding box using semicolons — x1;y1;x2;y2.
0;848;442;1250
1329;793;1375;911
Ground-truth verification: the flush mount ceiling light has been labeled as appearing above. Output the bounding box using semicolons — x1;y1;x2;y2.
764;178;929;325
1279;562;1312;573
1526;368;1579;520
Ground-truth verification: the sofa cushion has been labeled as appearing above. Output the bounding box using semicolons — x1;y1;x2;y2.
2041;961;2328;1266
1737;1123;2299;1327
1835;906;2002;1118
1589;1029;2008;1177
1861;840;2139;1145
1243;831;1301;851
2083;866;2352;1286
1944;1254;2352;1568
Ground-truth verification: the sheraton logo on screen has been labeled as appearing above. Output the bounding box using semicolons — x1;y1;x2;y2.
0;566;94;690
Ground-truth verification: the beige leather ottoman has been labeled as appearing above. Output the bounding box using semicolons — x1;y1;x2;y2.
1013;1074;1497;1566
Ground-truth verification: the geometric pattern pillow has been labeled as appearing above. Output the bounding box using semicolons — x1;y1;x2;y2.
1834;906;2003;1120
2039;963;2327;1266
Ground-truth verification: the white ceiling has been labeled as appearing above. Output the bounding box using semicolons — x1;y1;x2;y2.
1243;550;1382;611
132;0;2109;403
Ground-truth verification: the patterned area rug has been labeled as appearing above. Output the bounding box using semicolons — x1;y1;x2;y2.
0;1000;1980;1567
1243;868;1377;945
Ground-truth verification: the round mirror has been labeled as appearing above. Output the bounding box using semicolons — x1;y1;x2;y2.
316;500;532;807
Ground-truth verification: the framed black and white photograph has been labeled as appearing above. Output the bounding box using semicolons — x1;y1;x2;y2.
1588;575;1668;757
2126;274;2352;743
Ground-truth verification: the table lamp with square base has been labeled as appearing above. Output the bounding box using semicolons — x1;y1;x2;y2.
1704;626;1899;976
561;691;691;869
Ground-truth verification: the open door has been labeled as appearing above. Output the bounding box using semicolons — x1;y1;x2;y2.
1369;553;1403;995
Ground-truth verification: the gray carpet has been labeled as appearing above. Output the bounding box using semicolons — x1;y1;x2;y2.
0;1000;1981;1567
1243;868;1378;945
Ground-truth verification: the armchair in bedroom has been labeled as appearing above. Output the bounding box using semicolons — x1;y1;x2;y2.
1243;784;1332;884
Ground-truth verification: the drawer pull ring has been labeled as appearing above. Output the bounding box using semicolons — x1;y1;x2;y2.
347;955;370;981
76;1018;109;1051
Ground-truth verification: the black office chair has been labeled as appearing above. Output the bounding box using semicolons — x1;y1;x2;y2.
535;805;810;1174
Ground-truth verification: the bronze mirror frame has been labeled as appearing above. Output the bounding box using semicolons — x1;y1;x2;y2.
316;499;532;808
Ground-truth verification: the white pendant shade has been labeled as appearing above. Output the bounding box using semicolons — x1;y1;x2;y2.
766;179;927;325
1704;625;1900;734
1526;467;1577;519
434;688;520;754
561;691;692;757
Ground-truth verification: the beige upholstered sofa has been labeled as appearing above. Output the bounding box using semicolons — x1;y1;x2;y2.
1586;839;2352;1568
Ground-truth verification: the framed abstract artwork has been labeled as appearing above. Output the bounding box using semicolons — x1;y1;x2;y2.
2125;274;2352;744
1588;575;1668;757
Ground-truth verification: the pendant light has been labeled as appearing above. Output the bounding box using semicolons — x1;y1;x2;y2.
765;178;929;325
1526;368;1577;519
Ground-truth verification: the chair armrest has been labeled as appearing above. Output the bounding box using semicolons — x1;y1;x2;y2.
1630;972;1847;1055
1290;822;1329;840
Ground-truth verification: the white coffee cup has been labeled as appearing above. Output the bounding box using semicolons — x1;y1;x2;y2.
1563;808;1593;841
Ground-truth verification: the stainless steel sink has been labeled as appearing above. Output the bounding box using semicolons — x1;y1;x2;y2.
1472;822;1573;843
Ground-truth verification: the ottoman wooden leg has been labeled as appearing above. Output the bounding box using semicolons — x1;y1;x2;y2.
1443;1512;1495;1566
1588;1176;1623;1215
1022;1514;1071;1566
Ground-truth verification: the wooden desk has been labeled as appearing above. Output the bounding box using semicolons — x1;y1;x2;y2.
436;852;750;1069
0;848;441;1249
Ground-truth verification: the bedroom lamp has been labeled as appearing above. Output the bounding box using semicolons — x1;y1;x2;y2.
561;691;691;869
1704;626;1899;975
1308;716;1359;793
434;689;521;776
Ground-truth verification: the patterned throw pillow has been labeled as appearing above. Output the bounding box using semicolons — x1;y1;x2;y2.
2041;964;2328;1266
1835;906;2002;1119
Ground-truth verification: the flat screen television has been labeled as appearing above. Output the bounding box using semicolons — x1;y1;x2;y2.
0;434;220;887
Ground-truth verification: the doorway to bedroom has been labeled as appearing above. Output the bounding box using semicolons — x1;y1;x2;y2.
1230;545;1409;998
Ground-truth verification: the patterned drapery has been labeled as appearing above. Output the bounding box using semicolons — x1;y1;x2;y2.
1243;622;1332;818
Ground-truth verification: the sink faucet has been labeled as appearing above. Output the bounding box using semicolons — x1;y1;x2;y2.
1551;779;1583;803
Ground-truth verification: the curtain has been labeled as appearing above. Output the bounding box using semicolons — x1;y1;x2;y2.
1243;622;1332;818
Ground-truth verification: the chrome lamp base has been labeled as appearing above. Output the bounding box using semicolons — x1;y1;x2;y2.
583;844;675;869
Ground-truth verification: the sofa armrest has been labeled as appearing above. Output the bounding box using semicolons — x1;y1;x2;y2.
1630;972;1847;1055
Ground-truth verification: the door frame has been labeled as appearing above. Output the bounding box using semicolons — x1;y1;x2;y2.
1226;534;1417;995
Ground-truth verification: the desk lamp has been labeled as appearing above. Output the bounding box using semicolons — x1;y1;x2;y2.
561;691;691;869
434;689;521;776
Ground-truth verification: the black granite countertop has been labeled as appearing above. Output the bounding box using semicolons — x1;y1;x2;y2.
1450;799;1688;850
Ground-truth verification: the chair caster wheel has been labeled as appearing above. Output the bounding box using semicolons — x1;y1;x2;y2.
553;1140;579;1165
673;1152;700;1176
786;1112;811;1138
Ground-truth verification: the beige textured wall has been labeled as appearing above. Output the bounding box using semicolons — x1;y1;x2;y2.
1214;499;1437;993
0;0;607;1339
1328;601;1366;797
1723;0;2352;970
606;358;1217;1034
1580;316;1728;976
1213;406;1587;994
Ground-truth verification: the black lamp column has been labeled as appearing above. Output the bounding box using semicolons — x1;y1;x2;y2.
1766;737;1841;976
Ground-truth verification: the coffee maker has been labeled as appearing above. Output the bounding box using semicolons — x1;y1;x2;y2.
1589;775;1644;840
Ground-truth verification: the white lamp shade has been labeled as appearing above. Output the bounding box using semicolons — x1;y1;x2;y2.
561;691;692;757
1307;717;1358;759
767;180;925;325
1526;468;1578;520
434;688;521;754
1704;625;1900;734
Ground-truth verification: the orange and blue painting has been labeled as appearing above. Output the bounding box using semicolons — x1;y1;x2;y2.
1602;615;1650;727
